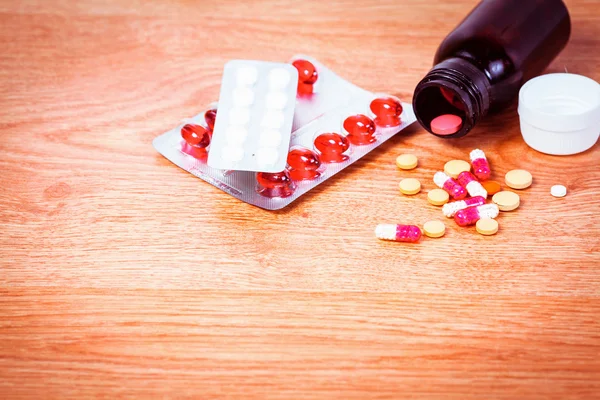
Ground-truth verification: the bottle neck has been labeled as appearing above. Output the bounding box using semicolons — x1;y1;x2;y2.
413;57;492;138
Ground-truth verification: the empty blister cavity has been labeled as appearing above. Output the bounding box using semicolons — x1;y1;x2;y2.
232;87;255;107
265;92;288;109
236;66;258;86
268;68;291;89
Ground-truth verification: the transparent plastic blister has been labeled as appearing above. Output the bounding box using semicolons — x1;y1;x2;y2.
153;55;416;210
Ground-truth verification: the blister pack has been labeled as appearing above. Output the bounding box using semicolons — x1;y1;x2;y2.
153;55;416;210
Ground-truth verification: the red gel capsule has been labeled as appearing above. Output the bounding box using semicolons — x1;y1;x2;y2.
343;114;376;145
292;59;318;95
287;147;322;181
313;132;350;163
181;124;211;148
370;96;403;127
256;171;296;198
204;108;217;131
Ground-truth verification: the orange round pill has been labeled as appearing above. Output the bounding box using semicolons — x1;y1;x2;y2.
430;114;463;135
481;180;502;196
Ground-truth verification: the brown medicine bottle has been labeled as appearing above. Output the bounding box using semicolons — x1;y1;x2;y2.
413;0;571;138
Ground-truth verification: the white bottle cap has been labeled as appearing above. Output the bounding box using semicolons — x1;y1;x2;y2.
518;73;600;155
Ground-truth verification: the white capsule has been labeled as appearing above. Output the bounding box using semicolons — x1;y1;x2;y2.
232;87;255;107
258;129;283;147
236;66;258;86
256;147;279;166
478;204;500;219
221;146;244;162
268;68;291;89
375;224;397;241
551;184;567;198
469;148;487;162
433;171;452;188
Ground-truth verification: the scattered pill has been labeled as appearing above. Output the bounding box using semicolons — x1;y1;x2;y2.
395;154;418;170
423;220;446;238
454;204;499;227
431;114;463;135
375;224;422;243
442;196;486;218
427;189;450;206
457;171;488;198
481;180;502;196
505;169;533;189
399;178;421;195
444;159;471;178
476;218;499;236
551;185;567;198
370;96;403;127
433;171;467;200
492;191;520;211
469;149;491;181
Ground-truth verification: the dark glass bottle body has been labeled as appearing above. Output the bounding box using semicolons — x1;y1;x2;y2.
413;0;571;138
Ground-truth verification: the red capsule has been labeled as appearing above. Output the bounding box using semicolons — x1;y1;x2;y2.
256;171;296;198
313;132;350;163
343;114;376;145
287;147;322;181
204;108;217;131
370;96;403;127
292;59;318;84
181;124;211;148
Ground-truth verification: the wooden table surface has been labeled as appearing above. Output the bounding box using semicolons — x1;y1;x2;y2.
1;0;599;398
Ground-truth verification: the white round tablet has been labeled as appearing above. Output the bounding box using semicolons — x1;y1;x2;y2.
261;110;285;128
232;87;255;107
258;130;283;147
225;126;248;144
551;184;567;198
221;146;244;162
265;91;288;109
268;68;291;89
236;66;258;86
256;147;279;165
228;107;251;125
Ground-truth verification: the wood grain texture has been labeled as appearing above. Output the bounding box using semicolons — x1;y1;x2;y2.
0;0;599;398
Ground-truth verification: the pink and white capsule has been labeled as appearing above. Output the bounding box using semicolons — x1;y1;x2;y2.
375;224;422;243
454;204;499;227
457;171;488;198
470;149;491;181
441;196;487;218
433;172;468;200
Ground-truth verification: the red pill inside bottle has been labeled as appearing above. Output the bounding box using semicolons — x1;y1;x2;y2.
370;96;403;127
204;108;217;131
181;124;211;148
343;114;376;145
256;171;296;198
314;132;350;163
287;147;322;181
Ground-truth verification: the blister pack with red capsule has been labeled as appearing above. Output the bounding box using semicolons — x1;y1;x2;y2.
153;55;416;210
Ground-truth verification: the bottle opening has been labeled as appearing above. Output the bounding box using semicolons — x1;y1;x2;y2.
414;85;470;137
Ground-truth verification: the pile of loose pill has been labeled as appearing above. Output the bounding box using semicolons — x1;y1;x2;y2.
376;149;566;243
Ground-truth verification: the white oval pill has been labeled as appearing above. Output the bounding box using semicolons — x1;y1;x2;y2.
265;91;288;109
228;107;251;125
256;147;279;165
268;68;291;89
551;184;567;198
221;147;244;162
236;66;258;86
261;110;285;128
225;126;248;144
232;87;255;107
259;129;282;147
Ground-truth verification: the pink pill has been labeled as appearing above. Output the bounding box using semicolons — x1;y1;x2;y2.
430;114;463;135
